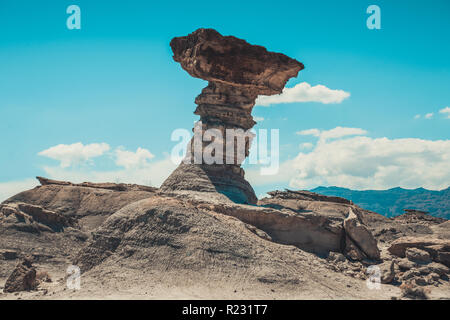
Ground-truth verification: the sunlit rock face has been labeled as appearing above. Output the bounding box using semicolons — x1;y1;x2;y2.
161;28;304;204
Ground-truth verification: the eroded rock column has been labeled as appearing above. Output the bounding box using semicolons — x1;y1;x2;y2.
161;28;304;204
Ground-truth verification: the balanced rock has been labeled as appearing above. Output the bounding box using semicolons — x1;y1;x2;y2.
161;28;304;204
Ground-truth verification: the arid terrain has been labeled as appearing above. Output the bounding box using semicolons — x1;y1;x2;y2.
0;177;448;300
1;29;449;300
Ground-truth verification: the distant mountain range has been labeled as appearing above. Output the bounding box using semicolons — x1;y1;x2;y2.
310;186;450;220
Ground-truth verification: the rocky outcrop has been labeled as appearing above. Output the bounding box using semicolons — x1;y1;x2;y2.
259;190;380;260
388;237;450;267
194;199;344;255
405;248;432;264
36;176;157;193
393;209;446;225
0;202;73;233
0;177;158;266
161;29;304;204
3;257;37;293
4;177;156;231
343;208;380;260
266;189;352;205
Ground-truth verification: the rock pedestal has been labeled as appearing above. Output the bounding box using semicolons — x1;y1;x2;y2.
161;28;304;204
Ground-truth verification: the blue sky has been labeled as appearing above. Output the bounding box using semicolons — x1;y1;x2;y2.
1;0;449;200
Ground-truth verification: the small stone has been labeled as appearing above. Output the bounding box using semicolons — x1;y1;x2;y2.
414;277;427;286
401;270;421;281
397;258;417;271
328;252;346;263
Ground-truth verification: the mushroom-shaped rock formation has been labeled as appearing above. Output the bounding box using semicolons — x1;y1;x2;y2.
161;28;304;204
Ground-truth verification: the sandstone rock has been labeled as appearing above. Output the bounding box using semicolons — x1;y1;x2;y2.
401;269;421;281
388;237;450;267
437;252;450;267
266;190;352;205
37;176;157;192
74;196;322;273
405;248;431;264
397;258;417;271
343;208;380;260
161;29;303;205
343;235;367;261
3;177;156;231
400;281;430;300
327;252;346;263
169;28;303;95
418;262;449;276
394;209;446;225
414;277;428;286
195;198;344;255
4;257;38;293
0;202;73;232
426;272;441;282
257;190;382;260
378;260;395;284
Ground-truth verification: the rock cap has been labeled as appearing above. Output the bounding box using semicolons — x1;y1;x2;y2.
170;28;304;95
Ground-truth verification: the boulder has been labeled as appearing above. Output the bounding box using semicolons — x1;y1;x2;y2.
397;258;417;271
378;260;396;284
343;235;367;261
343;208;380;260
327;252;346;263
414;277;428;286
405;248;431;264
4;257;38;293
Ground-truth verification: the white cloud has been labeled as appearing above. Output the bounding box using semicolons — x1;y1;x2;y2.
414;114;421;119
253;116;264;122
289;132;450;190
0;179;39;203
115;147;154;169
297;128;321;137
246;159;296;186
247;127;450;191
38;142;110;168
425;113;434;119
35;143;176;188
439;106;450;119
297;126;367;143
255;82;350;106
300;142;314;149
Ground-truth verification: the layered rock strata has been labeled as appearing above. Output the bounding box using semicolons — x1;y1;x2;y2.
161;28;304;204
